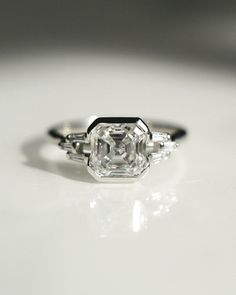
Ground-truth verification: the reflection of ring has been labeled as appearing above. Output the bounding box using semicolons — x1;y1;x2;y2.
89;184;177;237
48;117;187;182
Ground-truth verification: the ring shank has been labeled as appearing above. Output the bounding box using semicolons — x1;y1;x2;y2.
147;121;187;141
48;119;187;142
48;120;88;141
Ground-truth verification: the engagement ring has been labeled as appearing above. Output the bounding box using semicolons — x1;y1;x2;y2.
48;117;186;182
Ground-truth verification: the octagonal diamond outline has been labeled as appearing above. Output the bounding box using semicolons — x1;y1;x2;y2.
87;117;151;182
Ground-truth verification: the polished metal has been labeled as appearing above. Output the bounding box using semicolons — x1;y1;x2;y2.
48;117;187;182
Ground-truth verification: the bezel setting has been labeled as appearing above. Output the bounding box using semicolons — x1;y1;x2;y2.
87;117;151;182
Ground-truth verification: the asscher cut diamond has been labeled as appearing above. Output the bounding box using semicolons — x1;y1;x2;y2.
88;119;150;179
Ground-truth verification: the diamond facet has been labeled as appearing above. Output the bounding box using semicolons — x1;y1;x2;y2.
88;118;150;180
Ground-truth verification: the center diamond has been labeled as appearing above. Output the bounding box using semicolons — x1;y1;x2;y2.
88;118;150;180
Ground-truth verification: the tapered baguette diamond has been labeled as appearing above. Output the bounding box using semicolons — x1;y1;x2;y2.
88;118;150;180
150;132;178;163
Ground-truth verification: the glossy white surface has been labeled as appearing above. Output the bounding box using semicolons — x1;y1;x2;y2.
0;52;235;295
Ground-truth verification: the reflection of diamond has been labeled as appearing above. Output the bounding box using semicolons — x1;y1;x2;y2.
88;120;149;179
88;185;177;237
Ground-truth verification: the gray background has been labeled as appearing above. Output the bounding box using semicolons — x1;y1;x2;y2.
0;0;236;68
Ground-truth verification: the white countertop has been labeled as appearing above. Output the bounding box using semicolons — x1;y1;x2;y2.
0;51;235;295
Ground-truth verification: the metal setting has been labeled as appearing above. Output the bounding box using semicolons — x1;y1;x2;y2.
48;117;186;182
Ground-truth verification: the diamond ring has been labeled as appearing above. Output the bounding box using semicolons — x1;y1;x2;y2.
48;117;186;182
